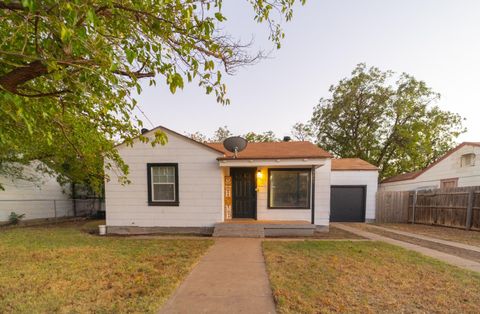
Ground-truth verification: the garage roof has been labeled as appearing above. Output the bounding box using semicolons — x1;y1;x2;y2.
331;158;378;171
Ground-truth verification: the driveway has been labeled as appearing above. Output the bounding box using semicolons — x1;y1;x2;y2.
334;223;480;273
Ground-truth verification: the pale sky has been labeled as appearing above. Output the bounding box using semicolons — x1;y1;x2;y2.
136;0;480;142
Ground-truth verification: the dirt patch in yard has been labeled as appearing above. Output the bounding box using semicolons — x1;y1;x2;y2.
376;223;480;247
355;224;480;263
263;241;480;314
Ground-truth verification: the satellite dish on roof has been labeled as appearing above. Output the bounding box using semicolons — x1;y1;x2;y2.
223;136;248;158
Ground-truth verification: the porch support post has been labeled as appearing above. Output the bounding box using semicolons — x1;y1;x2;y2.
311;166;315;224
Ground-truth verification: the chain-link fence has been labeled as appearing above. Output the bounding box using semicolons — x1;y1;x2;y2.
0;198;104;222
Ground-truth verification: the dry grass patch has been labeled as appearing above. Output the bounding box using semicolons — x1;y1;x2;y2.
376;223;480;247
0;222;213;313
312;226;365;240
263;241;480;313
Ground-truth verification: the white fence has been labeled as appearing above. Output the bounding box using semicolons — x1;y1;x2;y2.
0;199;104;222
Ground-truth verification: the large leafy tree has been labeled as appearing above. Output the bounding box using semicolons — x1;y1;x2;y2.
243;130;278;142
291;122;313;141
210;126;233;142
189;126;278;142
0;0;304;190
310;64;465;179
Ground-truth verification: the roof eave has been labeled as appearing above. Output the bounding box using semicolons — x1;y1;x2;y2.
115;125;226;155
216;156;331;161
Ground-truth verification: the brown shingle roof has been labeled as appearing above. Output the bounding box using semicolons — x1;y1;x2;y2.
331;158;378;171
205;141;332;160
381;142;480;183
381;170;422;183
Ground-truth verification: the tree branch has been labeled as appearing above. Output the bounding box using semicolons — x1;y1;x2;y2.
14;89;70;98
114;69;155;78
0;1;24;11
0;60;48;93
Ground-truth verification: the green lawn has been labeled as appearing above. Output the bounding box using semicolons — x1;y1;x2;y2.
263;241;480;313
0;221;213;313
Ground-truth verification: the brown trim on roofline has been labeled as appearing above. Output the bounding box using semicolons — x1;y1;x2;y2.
115;125;226;155
218;156;330;161
382;142;480;183
331;169;378;171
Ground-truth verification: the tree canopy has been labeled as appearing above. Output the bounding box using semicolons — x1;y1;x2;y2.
291;122;313;141
0;0;304;190
188;126;279;143
310;64;465;179
243;130;278;142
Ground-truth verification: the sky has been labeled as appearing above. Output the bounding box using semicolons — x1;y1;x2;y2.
136;0;480;142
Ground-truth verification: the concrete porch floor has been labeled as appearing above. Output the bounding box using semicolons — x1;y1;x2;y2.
213;219;315;237
221;219;311;225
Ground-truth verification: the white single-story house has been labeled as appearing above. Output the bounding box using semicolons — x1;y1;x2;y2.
380;142;480;191
105;126;378;235
0;163;72;222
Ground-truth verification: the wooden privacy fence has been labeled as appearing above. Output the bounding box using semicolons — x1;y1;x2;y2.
376;186;480;230
376;191;410;223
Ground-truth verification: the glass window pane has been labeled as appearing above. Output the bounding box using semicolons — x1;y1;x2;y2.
152;166;175;183
153;184;175;201
269;170;310;208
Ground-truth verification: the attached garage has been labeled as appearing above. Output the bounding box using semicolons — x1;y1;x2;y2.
330;159;379;222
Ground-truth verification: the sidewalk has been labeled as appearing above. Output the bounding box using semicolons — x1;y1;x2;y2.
159;238;276;314
333;223;480;273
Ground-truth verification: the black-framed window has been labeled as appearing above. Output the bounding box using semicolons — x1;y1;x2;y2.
147;163;179;206
268;168;311;209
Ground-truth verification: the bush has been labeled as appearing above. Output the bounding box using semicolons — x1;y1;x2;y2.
8;212;26;225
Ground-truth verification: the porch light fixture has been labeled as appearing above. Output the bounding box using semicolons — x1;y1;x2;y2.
257;170;263;179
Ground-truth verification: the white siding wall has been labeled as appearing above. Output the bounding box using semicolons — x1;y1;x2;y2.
105;130;224;227
0;165;71;221
330;170;378;220
314;159;332;226
254;159;331;226
380;145;480;191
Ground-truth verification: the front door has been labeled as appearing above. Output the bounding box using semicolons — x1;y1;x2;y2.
231;168;257;219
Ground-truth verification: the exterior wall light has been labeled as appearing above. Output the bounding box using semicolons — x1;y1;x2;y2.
257;169;263;179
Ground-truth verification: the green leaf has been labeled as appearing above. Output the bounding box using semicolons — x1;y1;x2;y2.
60;26;69;42
214;12;226;22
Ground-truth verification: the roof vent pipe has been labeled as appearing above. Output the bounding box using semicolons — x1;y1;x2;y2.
283;136;291;142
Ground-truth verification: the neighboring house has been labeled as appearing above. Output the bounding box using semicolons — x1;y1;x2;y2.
0;163;71;222
380;142;480;191
105;126;378;235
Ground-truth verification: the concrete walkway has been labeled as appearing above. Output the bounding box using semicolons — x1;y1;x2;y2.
334;223;480;273
367;224;480;253
159;238;276;314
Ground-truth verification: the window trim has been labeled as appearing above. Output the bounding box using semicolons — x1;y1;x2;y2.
440;177;458;189
267;168;311;210
147;163;179;206
460;153;475;167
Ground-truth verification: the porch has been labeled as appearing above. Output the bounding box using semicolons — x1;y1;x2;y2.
212;219;315;238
